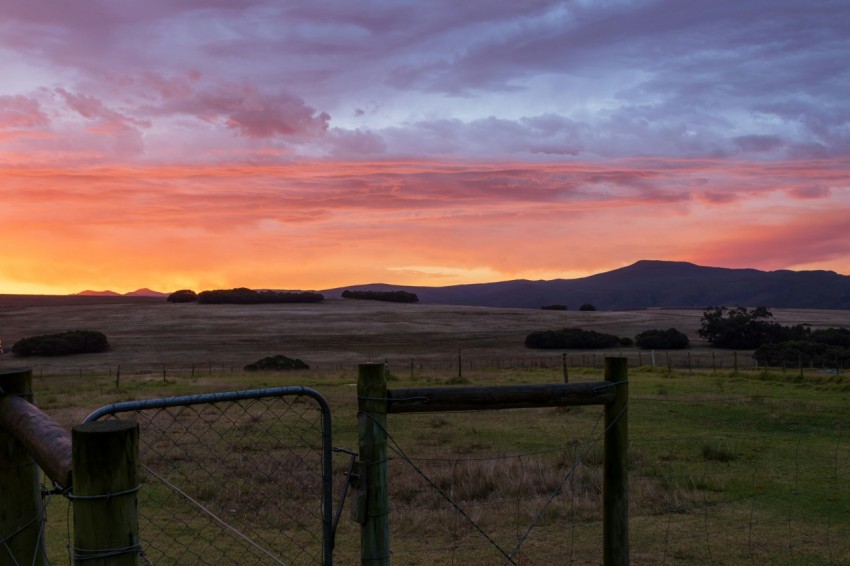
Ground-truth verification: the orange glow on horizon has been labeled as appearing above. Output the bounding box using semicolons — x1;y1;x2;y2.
2;157;848;295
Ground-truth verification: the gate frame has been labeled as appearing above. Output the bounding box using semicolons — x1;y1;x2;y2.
355;357;629;566
85;386;335;565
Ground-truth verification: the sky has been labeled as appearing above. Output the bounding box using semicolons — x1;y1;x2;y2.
1;0;849;295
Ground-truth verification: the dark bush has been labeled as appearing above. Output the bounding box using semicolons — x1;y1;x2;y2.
541;304;568;311
698;306;809;349
197;288;324;304
810;328;850;348
12;330;110;357
167;289;198;303
341;290;419;303
244;354;310;371
754;340;850;368
635;328;690;350
525;327;622;349
579;303;597;311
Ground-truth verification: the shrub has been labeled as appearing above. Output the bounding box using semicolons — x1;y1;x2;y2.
167;289;198;303
754;339;850;368
525;327;622;349
341;290;419;303
810;328;850;348
243;354;310;371
197;288;324;304
12;330;110;356
635;328;690;350
698;306;809;349
578;303;597;311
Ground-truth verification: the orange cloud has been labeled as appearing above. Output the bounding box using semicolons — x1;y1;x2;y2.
1;157;848;294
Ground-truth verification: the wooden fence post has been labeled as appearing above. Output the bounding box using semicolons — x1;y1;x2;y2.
603;357;629;566
71;420;140;566
357;363;389;565
0;368;45;566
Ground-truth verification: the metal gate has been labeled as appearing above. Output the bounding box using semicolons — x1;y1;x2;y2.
85;386;334;565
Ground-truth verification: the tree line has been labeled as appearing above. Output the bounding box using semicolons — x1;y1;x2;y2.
167;288;324;304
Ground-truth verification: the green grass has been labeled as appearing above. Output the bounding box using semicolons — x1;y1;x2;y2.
26;364;850;565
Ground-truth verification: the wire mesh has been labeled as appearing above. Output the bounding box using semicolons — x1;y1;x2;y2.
86;388;332;565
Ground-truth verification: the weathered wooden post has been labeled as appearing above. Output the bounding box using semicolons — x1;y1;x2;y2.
603;357;629;566
0;368;46;566
357;363;389;565
71;420;140;566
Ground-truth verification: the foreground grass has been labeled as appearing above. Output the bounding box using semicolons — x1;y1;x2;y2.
33;364;850;565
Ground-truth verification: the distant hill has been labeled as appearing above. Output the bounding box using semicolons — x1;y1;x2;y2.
125;288;168;297
323;260;850;310
77;290;122;296
76;288;167;298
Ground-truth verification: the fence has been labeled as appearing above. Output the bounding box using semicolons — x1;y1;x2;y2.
353;359;629;565
5;360;848;564
21;349;845;383
0;368;334;566
84;387;334;565
0;367;136;566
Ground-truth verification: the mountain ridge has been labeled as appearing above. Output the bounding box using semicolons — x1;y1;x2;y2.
66;261;850;310
322;260;850;310
77;288;167;297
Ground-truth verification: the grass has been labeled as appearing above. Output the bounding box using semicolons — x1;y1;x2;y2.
2;299;848;564
27;364;850;565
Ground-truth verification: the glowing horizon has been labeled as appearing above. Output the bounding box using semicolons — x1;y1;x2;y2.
2;2;849;295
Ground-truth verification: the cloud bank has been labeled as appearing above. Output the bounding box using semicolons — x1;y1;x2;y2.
1;0;848;292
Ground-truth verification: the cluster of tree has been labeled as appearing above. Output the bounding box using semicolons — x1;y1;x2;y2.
525;327;628;349
341;290;419;303
635;328;690;350
541;304;568;311
167;289;198;303
578;303;597;311
195;288;324;304
698;306;850;367
12;330;109;357
698;306;809;349
754;328;850;367
244;354;310;371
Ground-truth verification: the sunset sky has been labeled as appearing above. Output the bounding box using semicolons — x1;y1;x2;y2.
1;1;848;295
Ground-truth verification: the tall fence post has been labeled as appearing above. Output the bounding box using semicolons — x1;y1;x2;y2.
0;368;46;566
71;420;140;566
357;363;389;565
603;357;629;566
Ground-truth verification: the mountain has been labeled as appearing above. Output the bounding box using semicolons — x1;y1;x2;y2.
125;288;168;297
323;260;850;310
76;290;122;296
76;288;167;298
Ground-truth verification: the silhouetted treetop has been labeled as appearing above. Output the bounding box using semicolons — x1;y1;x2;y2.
341;290;419;303
197;288;324;304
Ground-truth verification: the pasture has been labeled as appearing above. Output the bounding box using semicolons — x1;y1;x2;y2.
1;297;849;564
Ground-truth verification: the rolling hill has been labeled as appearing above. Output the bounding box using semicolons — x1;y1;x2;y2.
324;260;850;310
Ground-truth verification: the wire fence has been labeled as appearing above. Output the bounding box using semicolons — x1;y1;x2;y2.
22;349;847;383
368;395;849;565
40;388;334;565
15;362;850;564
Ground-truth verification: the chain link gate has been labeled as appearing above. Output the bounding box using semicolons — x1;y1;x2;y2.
85;386;335;565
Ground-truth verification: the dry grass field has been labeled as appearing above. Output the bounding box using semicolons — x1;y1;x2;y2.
2;296;849;564
2;295;848;374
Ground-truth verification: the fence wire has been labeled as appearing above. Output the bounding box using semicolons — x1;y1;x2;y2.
370;393;849;565
77;387;333;565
